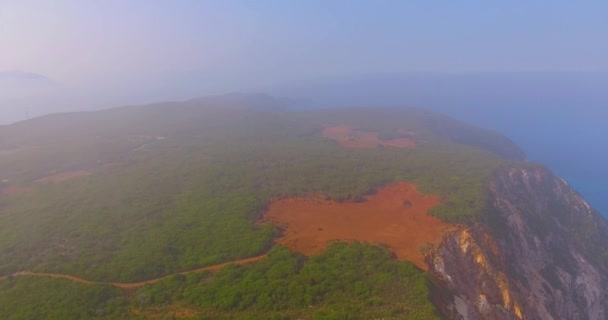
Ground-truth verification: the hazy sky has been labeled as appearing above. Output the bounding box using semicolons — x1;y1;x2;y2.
2;0;608;87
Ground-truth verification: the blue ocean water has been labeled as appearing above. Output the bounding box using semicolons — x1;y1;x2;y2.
437;106;608;217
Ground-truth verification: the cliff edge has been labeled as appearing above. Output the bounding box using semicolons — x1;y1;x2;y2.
429;164;608;320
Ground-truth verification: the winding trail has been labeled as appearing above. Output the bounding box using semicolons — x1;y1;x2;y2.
1;254;267;290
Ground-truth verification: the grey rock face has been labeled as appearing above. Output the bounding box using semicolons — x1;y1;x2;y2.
428;165;608;320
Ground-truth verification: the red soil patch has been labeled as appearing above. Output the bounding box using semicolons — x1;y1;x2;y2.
1;185;31;196
34;170;92;184
322;125;416;148
262;183;459;270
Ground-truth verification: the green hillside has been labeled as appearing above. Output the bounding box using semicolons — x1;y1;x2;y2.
0;97;522;318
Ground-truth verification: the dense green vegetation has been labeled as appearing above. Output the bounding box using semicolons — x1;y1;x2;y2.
0;101;522;318
0;130;502;281
135;243;439;319
0;244;439;319
0;277;128;320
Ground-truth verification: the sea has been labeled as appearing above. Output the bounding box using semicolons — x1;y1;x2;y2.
433;104;607;217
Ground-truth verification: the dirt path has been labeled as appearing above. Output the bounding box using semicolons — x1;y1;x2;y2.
112;254;267;289
2;254;267;290
11;271;98;285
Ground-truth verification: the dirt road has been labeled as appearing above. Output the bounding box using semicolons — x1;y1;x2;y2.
2;254;267;290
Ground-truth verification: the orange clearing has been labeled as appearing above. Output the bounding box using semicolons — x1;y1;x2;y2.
263;182;459;270
322;125;415;148
34;170;92;184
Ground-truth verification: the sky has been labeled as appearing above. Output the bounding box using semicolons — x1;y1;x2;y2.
1;0;608;89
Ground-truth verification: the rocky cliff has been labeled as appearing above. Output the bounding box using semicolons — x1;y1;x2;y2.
428;164;608;320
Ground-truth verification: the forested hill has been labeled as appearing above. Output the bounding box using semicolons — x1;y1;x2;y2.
0;93;523;159
0;94;528;319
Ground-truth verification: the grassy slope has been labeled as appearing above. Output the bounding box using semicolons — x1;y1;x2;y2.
0;102;519;317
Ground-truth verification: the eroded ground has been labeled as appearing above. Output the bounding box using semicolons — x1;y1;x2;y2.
322;125;416;148
263;182;459;270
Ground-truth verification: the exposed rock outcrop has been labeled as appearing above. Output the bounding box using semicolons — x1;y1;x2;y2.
428;164;608;320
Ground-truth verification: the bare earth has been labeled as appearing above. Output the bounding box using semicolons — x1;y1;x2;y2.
262;182;459;270
322;125;416;148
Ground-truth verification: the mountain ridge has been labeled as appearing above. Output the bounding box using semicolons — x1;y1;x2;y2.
0;96;604;319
